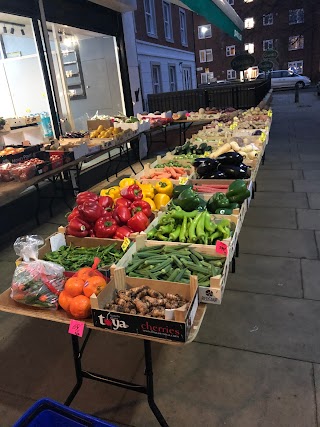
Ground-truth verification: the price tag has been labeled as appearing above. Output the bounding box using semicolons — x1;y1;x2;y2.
267;110;273;117
259;132;266;142
216;240;228;256
68;320;85;337
204;151;211;157
121;237;131;252
179;176;188;185
50;233;66;252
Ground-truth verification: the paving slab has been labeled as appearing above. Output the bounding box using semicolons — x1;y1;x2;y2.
294;180;320;193
308;193;320;209
292;161;320;171
300;154;320;162
252;191;308;208
315;231;320;258
256;179;293;192
0;262;15;293
239;226;318;259
243;207;297;229
260;162;292;170
0;317;143;418
227;254;302;298
304;170;320;180
313;363;320;427
301;259;320;300
113;342;315;427
297;209;320;230
255;170;303;180
263;153;301;162
197;290;320;362
298;144;320;153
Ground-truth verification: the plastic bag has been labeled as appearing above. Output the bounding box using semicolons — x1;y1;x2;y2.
10;235;65;309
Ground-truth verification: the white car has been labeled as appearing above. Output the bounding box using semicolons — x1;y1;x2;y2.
256;70;311;89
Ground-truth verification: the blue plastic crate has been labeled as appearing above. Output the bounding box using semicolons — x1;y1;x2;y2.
13;398;116;427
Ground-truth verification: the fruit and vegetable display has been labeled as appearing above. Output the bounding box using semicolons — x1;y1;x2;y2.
0;158;47;182
205;181;250;214
193;153;251;180
62;131;88;138
44;243;124;271
154;161;191;169
104;285;189;318
0;146;25;157
58;260;108;319
174;141;213;156
125;246;225;287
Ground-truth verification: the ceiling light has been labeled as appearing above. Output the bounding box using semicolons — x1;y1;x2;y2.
3;25;7;33
21;28;25;36
10;27;14;34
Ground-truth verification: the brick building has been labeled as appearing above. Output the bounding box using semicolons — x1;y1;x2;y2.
194;0;320;84
133;0;196;109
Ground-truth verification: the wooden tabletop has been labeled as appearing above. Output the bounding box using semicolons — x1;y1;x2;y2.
0;288;206;346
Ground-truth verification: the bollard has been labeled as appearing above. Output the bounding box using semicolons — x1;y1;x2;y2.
295;84;299;103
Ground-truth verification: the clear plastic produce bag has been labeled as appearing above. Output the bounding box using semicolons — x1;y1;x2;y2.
10;235;65;309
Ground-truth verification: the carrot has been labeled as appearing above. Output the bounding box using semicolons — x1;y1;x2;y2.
168;167;178;179
173;167;185;174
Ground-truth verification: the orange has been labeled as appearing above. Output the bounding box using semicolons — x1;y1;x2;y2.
64;277;85;297
58;290;74;313
69;295;91;319
77;267;101;282
83;275;107;297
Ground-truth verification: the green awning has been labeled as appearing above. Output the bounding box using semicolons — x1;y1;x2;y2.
173;0;243;41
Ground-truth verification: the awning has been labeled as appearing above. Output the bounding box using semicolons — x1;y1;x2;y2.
171;0;243;41
89;0;137;12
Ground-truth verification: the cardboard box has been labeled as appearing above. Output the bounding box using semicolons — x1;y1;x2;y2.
87;119;112;131
90;267;199;342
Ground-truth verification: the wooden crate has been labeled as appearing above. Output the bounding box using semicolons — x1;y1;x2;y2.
90;267;199;342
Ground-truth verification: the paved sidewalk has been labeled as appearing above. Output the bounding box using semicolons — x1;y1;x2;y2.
1;90;320;426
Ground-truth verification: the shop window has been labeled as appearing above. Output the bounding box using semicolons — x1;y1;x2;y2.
227;69;237;80
245;66;259;80
144;0;157;37
288;61;303;74
168;65;177;91
226;45;236;56
151;64;162;94
244;18;254;29
162;1;173;42
182;66;192;89
288;35;304;50
263;39;273;51
198;24;212;39
179;8;188;46
289;9;304;25
199;49;213;63
245;43;254;54
263;13;273;26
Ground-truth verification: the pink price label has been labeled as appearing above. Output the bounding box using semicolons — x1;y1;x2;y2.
68;320;85;337
216;240;228;256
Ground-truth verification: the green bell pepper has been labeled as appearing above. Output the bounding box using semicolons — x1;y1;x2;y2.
172;185;193;199
207;192;230;214
228;189;251;204
215;208;233;215
173;188;201;212
226;180;247;198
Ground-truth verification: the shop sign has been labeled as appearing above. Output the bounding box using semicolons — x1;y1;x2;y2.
262;50;278;60
231;54;255;71
259;60;273;72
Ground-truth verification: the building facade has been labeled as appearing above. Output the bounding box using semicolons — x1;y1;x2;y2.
133;0;196;110
194;0;320;84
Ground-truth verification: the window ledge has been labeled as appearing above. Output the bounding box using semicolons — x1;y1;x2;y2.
147;33;158;39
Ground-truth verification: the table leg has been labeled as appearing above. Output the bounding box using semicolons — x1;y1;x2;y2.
251;186;255;200
144;340;169;427
254;181;257;192
126;143;136;175
64;334;84;406
262;153;266;165
231;256;236;274
34;184;41;226
235;241;240;258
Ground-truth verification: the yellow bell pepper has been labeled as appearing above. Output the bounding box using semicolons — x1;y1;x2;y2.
155;179;173;197
140;183;155;199
119;177;136;189
100;186;120;199
154;193;170;210
143;197;156;211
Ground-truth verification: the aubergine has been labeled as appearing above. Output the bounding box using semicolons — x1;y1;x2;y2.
193;158;219;169
218;164;249;179
196;163;215;177
207;170;227;179
216;152;243;165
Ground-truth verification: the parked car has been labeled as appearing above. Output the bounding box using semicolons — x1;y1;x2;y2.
256;70;311;89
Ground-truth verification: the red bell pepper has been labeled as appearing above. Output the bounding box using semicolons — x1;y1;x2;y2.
98;195;113;210
67;207;81;222
78;201;104;223
112;205;131;225
115;197;132;208
131;200;152;218
127;211;149;232
100;210;113;220
120;184;142;201
94;217;118;238
114;225;133;240
76;191;98;206
67;218;90;237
